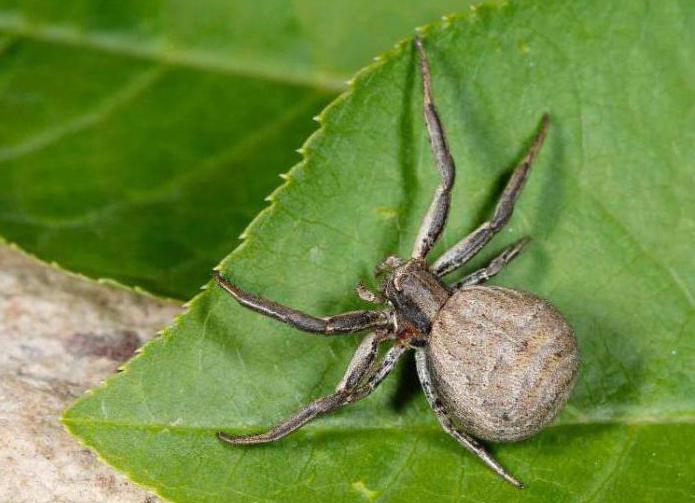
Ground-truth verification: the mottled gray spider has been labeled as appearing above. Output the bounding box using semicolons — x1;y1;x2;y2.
214;37;578;488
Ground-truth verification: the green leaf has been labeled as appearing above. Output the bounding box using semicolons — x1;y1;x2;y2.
0;0;473;299
64;0;694;501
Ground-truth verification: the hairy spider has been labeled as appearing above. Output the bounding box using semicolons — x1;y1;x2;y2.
213;37;578;488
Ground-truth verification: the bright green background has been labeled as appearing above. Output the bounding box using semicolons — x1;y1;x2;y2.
63;0;694;501
0;0;474;298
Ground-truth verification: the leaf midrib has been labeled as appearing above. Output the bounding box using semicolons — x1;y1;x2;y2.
0;12;347;91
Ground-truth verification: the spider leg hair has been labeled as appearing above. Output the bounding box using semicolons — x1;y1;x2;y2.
218;335;407;445
214;271;390;334
431;115;549;276
411;36;456;260
415;349;524;489
452;237;530;289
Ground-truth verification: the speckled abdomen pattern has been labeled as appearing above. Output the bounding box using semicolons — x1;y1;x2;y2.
427;286;578;442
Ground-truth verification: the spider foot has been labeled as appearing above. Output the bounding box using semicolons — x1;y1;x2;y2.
217;431;273;445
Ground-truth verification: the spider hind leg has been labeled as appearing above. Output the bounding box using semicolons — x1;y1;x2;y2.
415;349;524;489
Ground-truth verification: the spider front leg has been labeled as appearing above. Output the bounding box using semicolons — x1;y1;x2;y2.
218;333;407;445
431;114;549;277
411;37;456;260
415;350;524;488
214;271;390;334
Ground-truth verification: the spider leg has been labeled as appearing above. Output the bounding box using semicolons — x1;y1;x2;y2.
214;271;390;334
414;350;524;489
431;115;549;277
411;37;456;260
452;237;529;289
218;335;407;445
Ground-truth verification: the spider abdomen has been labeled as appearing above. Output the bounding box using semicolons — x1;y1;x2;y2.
427;286;578;442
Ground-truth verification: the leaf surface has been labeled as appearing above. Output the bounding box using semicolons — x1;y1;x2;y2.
0;0;471;298
64;1;695;501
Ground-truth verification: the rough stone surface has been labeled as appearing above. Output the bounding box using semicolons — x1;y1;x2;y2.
0;245;181;502
427;285;578;442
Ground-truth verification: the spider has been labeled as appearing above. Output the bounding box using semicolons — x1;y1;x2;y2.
213;37;578;488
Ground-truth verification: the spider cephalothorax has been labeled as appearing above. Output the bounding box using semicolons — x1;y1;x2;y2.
378;258;449;337
213;37;578;488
